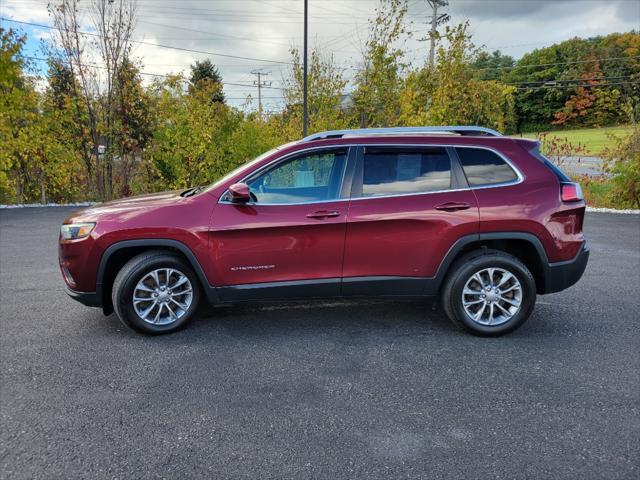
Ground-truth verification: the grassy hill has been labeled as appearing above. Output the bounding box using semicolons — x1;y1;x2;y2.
519;125;633;156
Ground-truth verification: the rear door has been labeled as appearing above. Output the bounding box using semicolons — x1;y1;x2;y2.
342;145;479;295
211;147;355;301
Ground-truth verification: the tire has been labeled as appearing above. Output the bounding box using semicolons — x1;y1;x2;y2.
111;251;201;334
441;249;536;336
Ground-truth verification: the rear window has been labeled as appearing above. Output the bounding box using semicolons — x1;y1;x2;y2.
361;147;451;197
456;148;518;186
529;145;571;182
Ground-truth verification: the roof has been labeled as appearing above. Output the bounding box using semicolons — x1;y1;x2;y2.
300;126;502;142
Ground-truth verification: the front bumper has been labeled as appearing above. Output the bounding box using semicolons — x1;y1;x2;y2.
65;286;101;307
543;241;590;294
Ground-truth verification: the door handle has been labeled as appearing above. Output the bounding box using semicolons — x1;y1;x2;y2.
306;210;340;219
435;202;471;212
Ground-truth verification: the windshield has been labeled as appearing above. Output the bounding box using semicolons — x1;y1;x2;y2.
203;142;297;193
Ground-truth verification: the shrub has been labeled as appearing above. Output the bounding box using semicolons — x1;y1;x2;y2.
603;127;640;208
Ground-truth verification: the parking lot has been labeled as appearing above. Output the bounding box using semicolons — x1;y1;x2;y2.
1;207;638;479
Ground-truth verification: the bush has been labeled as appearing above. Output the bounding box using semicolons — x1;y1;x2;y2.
603;127;640;208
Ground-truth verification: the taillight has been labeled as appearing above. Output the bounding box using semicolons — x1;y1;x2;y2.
561;182;583;202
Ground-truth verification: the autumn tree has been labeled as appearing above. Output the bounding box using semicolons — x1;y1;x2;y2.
552;56;605;126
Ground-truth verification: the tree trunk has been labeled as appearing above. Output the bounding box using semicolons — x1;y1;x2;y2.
16;177;23;204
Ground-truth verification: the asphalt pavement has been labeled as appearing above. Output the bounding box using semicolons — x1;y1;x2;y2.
1;207;639;479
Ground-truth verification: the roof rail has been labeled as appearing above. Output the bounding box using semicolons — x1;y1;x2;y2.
301;126;502;142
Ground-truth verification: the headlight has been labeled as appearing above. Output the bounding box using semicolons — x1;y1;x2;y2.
60;222;96;240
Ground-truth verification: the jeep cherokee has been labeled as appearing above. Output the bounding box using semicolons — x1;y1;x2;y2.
59;126;589;336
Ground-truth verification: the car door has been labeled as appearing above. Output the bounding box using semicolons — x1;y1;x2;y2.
342;145;479;296
211;146;355;301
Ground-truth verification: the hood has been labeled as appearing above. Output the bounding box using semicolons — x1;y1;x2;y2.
64;190;185;223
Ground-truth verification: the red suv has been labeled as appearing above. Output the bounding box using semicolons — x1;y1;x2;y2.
59;126;589;336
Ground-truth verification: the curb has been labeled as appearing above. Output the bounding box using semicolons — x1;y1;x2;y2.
585;207;640;215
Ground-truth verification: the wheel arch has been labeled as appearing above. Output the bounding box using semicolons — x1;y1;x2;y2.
97;239;217;315
432;232;551;295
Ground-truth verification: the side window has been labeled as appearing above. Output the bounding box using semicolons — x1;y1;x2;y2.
456;148;518;186
361;147;451;197
247;149;347;204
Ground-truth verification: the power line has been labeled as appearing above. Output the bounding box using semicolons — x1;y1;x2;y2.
515;81;637;91
1;17;362;71
507;75;637;86
1;17;294;66
19;54;288;91
6;16;639;82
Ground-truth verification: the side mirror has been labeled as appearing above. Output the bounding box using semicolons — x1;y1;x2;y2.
228;182;251;203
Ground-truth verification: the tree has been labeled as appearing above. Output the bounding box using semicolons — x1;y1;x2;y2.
49;0;137;200
0;28;32;202
283;47;349;136
471;50;515;81
189;59;225;103
424;23;516;132
113;58;152;196
141;75;239;192
551;55;620;125
352;0;409;127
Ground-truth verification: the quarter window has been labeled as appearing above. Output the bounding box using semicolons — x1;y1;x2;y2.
456;148;518;186
247;149;347;204
361;147;451;197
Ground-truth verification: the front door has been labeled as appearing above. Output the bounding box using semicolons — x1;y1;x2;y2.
342;145;479;296
211;147;353;301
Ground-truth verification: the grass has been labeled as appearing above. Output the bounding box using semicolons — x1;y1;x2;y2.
520;125;633;156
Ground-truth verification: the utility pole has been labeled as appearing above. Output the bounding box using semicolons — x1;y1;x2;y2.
426;0;449;69
302;0;308;137
251;69;272;115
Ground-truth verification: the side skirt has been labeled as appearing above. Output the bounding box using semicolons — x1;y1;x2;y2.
215;276;436;303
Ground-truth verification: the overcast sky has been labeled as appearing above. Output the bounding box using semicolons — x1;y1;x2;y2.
2;0;639;111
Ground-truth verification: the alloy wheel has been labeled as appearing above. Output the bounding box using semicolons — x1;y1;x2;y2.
461;267;523;326
132;268;193;326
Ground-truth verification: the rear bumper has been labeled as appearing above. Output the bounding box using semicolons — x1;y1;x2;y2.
65;286;101;308
543;241;590;294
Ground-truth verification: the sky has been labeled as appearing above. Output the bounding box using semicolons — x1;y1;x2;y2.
1;0;639;112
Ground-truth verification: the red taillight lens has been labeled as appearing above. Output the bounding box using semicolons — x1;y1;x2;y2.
561;182;583;202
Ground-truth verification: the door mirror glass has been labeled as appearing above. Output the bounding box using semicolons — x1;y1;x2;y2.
228;182;252;203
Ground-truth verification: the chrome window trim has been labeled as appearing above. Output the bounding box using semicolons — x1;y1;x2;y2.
218;143;524;206
218;145;351;206
454;145;524;190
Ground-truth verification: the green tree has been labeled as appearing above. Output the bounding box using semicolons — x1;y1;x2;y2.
352;0;409;127
471;50;515;81
189;59;225;103
141;75;239;191
113;58;152;196
283;47;349;137
424;23;516;132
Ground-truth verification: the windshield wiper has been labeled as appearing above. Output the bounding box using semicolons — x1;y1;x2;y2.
181;185;204;197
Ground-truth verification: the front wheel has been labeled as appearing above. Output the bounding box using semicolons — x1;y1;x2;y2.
112;251;201;334
441;250;536;336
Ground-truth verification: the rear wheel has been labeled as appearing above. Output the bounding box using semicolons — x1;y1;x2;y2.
112;251;201;334
441;250;536;336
